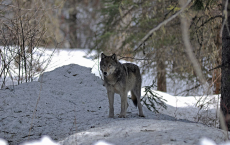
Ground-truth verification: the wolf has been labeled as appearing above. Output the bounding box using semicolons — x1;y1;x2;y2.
100;53;145;118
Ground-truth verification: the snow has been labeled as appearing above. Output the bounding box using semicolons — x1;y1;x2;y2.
0;49;229;145
0;139;8;145
22;136;58;145
61;119;229;145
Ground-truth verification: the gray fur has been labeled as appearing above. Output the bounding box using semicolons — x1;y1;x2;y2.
100;53;145;118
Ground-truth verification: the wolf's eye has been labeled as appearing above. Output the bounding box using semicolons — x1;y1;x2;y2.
108;65;111;67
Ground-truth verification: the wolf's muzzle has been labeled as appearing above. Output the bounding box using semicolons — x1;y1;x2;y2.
103;72;107;76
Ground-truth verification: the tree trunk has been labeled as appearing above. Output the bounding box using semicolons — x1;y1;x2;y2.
221;0;230;130
156;49;167;92
214;24;222;94
68;0;78;48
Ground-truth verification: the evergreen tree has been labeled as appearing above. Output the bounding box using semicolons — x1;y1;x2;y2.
96;0;221;94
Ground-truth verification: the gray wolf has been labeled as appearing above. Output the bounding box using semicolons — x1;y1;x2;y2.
100;53;144;118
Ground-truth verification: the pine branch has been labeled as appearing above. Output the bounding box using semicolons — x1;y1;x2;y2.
134;0;192;52
141;81;167;113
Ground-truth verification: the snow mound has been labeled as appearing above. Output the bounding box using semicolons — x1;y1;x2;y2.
0;64;106;144
0;64;228;145
0;64;175;144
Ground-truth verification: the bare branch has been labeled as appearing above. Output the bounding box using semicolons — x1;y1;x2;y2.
118;55;151;61
179;0;211;95
134;0;192;52
220;0;229;37
0;3;61;11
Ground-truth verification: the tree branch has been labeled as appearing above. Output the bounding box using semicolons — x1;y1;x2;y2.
134;0;192;52
197;15;222;29
220;0;229;37
179;0;212;95
118;55;151;61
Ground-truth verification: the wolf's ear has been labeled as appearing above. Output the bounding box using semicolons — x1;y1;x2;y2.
101;53;106;59
111;53;117;60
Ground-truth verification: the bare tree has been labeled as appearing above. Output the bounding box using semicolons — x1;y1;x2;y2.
0;0;60;88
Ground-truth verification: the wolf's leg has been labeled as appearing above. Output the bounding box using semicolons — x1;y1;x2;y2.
132;88;145;117
136;89;145;117
107;91;115;118
118;92;128;118
137;98;145;117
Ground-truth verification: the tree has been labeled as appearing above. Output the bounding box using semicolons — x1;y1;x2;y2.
221;0;230;130
60;0;101;48
96;0;221;95
0;0;62;87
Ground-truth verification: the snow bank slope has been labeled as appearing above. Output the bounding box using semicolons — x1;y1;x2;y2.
0;64;172;144
0;64;227;145
60;119;226;145
0;64;107;144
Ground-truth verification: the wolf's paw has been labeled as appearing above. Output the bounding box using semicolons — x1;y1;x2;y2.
109;114;114;118
139;114;145;117
109;112;114;118
118;114;126;118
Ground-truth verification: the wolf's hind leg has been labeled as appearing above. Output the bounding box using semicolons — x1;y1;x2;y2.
132;89;145;117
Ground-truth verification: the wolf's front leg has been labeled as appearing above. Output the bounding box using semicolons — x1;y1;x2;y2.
107;91;115;118
119;93;128;118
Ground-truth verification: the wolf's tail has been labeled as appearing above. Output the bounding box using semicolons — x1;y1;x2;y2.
130;64;142;108
131;91;138;107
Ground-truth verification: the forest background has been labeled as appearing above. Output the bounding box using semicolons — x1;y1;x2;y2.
0;0;222;98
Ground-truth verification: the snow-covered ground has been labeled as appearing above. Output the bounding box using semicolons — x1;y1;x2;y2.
0;49;228;145
1;48;207;96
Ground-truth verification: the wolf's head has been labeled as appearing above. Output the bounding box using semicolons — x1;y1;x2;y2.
100;53;118;77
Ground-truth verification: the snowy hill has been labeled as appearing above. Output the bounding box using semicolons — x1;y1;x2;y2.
0;64;228;145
